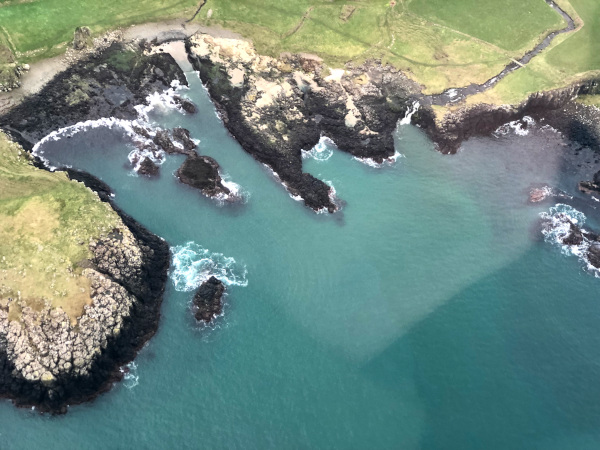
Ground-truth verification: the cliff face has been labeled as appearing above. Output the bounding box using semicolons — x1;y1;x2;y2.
186;34;419;212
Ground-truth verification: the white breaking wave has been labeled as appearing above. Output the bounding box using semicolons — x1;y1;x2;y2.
215;175;250;205
33;79;190;173
171;242;248;291
121;362;139;389
540;204;600;275
302;136;335;162
134;79;186;121
495;116;535;137
352;151;404;169
400;101;420;126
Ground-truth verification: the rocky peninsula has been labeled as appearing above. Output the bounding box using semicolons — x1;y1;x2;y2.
0;134;169;414
186;34;419;212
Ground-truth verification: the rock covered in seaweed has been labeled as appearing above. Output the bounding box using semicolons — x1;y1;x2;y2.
192;277;225;323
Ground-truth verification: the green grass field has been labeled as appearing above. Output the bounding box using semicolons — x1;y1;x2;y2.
0;0;569;95
0;133;122;322
193;0;565;93
0;0;197;62
407;0;565;52
465;0;600;106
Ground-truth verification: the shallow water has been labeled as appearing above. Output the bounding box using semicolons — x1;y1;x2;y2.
5;54;600;449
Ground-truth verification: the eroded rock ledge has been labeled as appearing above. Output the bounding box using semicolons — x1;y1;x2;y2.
185;34;419;213
417;79;600;155
0;186;169;414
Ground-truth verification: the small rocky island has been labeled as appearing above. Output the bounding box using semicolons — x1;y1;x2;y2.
176;154;236;200
192;277;225;324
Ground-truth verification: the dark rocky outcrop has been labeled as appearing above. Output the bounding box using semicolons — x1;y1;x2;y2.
173;127;198;153
186;34;418;212
192;277;225;323
0;42;187;149
174;96;197;114
578;169;600;197
138;157;160;176
416;79;600;155
176;154;233;199
562;221;584;246
73;26;92;51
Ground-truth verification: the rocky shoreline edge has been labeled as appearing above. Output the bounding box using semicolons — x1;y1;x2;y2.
183;33;600;213
0;26;599;414
0;165;169;414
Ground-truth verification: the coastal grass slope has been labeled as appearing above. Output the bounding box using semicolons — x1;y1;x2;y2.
193;0;565;93
467;0;600;106
0;0;568;96
0;132;121;322
0;0;197;63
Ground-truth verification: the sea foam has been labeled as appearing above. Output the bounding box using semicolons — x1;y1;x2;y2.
33;79;190;173
302;136;335;162
171;242;248;291
540;204;600;275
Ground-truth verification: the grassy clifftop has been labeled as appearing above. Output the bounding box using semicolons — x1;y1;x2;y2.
193;0;565;94
0;133;121;323
0;0;568;96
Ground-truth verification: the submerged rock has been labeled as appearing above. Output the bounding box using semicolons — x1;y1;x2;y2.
176;154;235;200
193;277;225;323
578;171;600;197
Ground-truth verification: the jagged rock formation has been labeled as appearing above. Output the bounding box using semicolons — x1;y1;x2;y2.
192;277;225;323
417;79;600;154
73;26;92;51
186;34;418;212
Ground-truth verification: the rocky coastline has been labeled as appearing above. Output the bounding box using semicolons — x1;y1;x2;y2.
0;43;184;413
0;42;188;149
1;24;600;415
416;79;600;155
185;34;419;212
0;167;169;414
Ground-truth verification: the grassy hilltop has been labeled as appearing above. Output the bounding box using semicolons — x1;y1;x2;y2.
0;133;121;323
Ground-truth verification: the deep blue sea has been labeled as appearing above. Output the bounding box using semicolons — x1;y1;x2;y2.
5;47;600;449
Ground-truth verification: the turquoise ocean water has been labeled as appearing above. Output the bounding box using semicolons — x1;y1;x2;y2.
4;54;600;449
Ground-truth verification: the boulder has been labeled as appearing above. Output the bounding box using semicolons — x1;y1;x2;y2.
193;277;225;323
138;157;159;177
